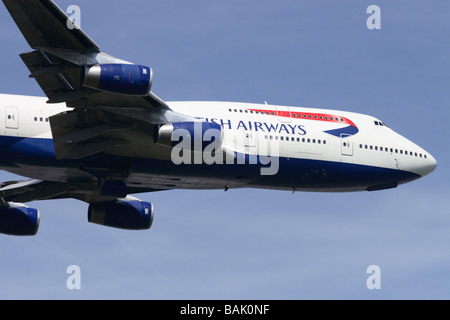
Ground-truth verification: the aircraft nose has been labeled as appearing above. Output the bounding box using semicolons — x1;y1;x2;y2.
423;153;437;176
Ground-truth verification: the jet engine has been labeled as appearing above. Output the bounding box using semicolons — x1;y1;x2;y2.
0;203;40;236
88;198;154;230
82;64;153;96
155;121;223;150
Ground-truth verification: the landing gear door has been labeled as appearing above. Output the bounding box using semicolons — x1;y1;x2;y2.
341;133;353;156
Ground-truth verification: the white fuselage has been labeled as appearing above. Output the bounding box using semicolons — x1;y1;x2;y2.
0;93;437;192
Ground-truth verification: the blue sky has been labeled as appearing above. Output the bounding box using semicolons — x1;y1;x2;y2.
0;0;449;299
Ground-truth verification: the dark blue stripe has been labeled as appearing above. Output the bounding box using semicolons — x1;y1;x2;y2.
0;136;420;191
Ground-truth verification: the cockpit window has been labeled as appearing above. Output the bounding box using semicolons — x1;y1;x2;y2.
374;120;389;127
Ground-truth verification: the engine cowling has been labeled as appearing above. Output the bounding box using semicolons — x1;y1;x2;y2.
88;199;154;230
0;204;40;236
82;64;153;96
156;121;223;151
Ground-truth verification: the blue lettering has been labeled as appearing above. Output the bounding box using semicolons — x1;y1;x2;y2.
209;118;221;126
279;124;289;134
287;124;297;134
264;123;279;132
254;122;264;132
220;119;232;130
237;121;248;130
297;125;307;135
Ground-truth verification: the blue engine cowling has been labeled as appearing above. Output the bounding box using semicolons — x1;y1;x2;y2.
88;200;154;230
156;121;223;151
0;205;40;236
82;64;153;96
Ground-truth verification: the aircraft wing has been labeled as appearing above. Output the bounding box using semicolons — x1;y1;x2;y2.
3;0;190;160
3;0;99;52
0;179;165;205
3;0;168;109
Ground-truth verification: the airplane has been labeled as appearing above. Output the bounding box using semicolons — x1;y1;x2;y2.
0;0;437;236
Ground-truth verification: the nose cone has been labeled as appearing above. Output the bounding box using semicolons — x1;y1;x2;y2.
421;153;437;177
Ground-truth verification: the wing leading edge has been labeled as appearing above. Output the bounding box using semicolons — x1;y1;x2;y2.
2;0;171;110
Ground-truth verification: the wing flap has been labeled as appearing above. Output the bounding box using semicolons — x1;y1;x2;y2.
20;50;76;98
0;179;67;203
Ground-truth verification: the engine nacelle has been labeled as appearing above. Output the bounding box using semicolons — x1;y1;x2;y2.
82;64;153;96
156;121;223;151
0;204;40;236
88;199;154;230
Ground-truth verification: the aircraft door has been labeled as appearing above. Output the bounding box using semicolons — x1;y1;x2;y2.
340;133;353;156
244;132;257;154
275;106;292;123
5;107;19;129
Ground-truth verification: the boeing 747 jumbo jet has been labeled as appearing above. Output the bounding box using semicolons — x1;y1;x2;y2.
0;0;437;236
